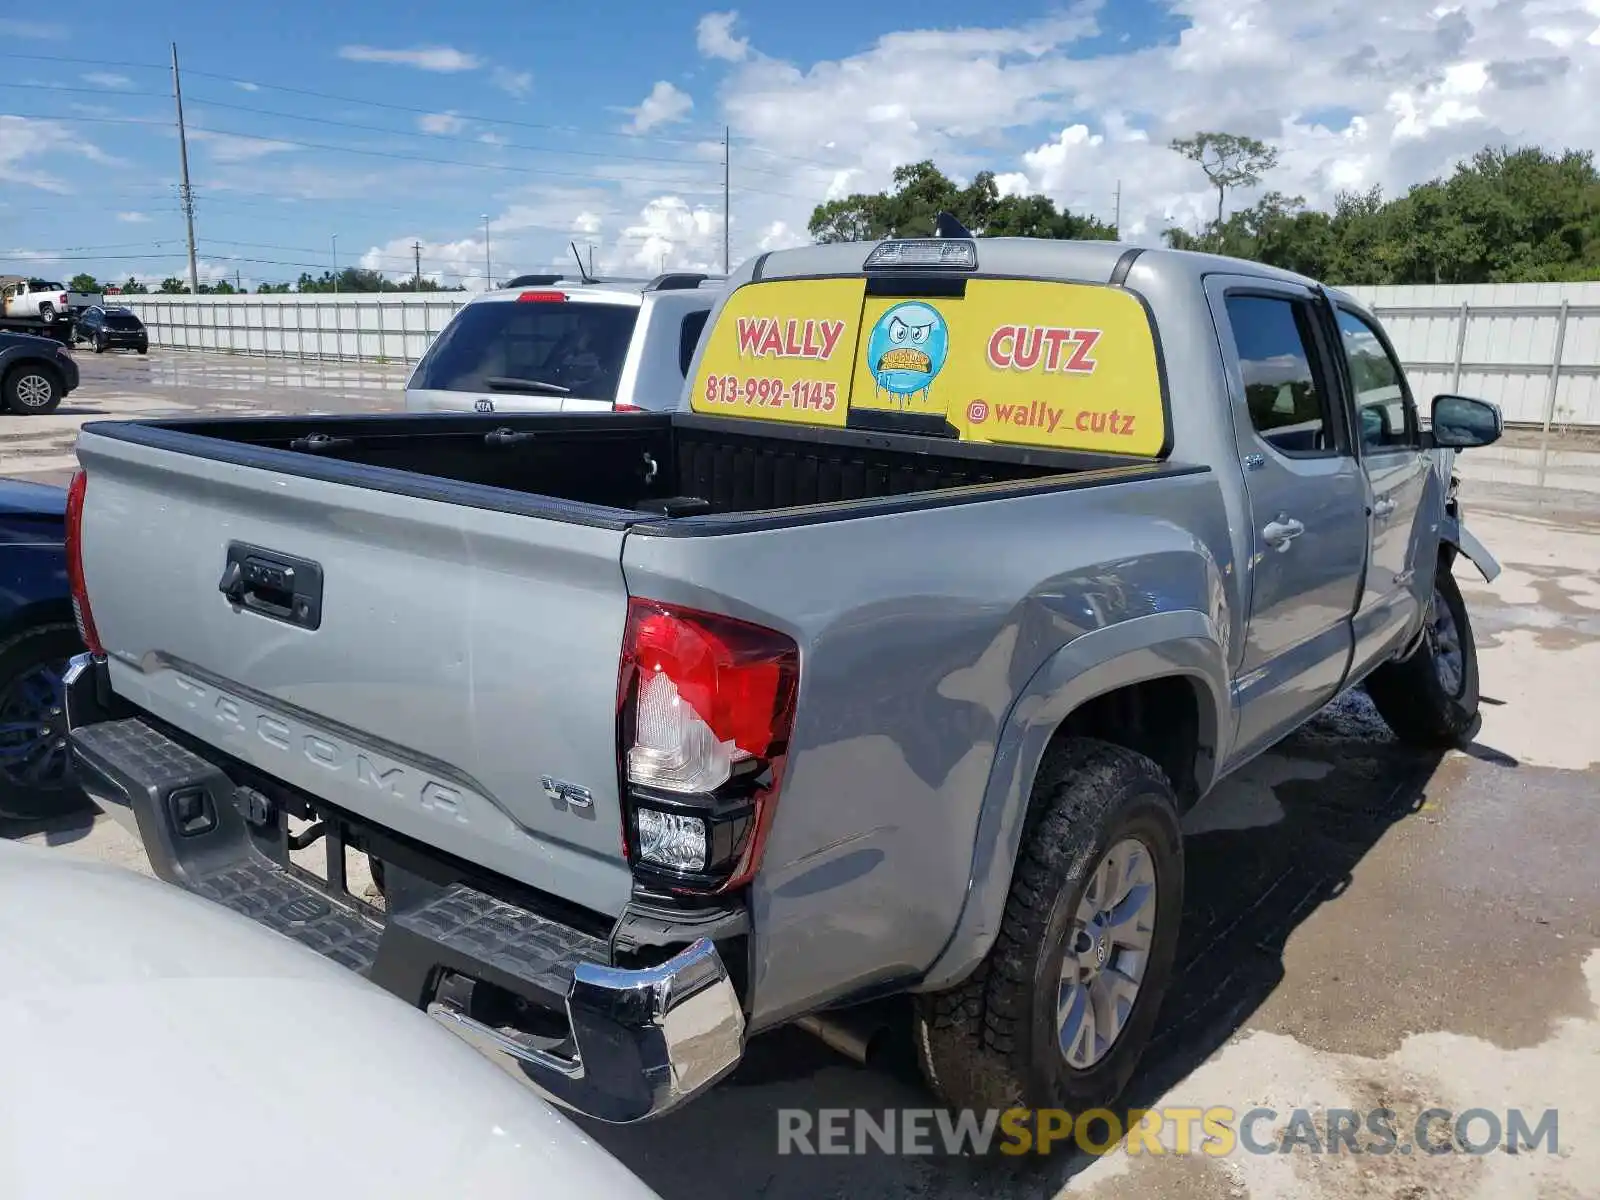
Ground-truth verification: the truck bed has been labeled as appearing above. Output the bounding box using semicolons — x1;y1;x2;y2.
85;411;1190;531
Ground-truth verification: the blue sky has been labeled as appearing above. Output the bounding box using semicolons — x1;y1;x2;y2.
3;2;1596;289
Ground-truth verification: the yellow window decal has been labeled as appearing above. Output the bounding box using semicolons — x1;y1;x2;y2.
690;277;863;428
691;276;1167;456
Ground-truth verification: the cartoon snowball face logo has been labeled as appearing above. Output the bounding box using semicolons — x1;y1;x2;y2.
865;301;949;406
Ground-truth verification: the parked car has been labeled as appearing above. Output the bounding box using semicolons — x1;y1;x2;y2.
0;330;79;415
73;305;149;355
0;838;662;1199
0;479;83;822
0;277;70;324
62;235;1504;1127
404;272;720;414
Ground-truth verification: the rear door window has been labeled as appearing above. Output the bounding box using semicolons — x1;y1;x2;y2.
104;312;143;330
413;300;640;403
1224;294;1338;457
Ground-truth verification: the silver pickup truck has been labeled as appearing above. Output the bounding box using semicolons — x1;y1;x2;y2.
62;236;1504;1127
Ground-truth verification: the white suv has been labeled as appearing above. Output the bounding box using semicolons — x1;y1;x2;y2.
404;273;721;414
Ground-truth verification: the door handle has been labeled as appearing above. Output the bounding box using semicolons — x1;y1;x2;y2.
1261;516;1305;552
1373;498;1398;519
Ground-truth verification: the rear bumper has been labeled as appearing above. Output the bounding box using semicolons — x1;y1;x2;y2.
63;655;745;1122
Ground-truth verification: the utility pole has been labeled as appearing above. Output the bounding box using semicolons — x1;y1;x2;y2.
413;240;422;290
235;268;242;293
1113;180;1122;238
331;234;338;293
481;214;491;288
722;126;730;275
587;243;595;278
170;42;200;295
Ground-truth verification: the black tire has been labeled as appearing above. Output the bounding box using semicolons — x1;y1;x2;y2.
37;303;55;323
94;334;107;354
0;624;85;822
913;738;1184;1119
1365;563;1479;747
137;346;148;356
2;362;64;415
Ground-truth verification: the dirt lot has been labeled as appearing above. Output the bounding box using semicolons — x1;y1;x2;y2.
4;352;1597;1200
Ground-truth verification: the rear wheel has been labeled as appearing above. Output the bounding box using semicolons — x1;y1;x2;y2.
37;303;56;323
0;624;84;821
94;334;107;354
2;363;64;415
913;738;1184;1119
1365;563;1479;746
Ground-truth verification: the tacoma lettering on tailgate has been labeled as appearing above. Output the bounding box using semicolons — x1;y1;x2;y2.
172;673;467;823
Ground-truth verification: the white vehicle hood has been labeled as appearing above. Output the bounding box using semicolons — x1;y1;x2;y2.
0;841;657;1200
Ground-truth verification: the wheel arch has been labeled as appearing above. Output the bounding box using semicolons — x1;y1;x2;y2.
918;610;1228;991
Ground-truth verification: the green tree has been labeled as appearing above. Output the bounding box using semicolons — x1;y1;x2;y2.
1170;132;1281;231
117;277;150;295
256;282;293;294
157;277;188;294
1175;143;1600;285
68;273;99;293
808;161;1115;244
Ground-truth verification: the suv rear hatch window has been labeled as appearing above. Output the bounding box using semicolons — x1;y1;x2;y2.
104;313;143;331
690;276;1169;456
413;299;640;404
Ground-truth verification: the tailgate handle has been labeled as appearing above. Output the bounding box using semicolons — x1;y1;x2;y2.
219;543;324;630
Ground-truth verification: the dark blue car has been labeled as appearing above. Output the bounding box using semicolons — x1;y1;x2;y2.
0;478;84;820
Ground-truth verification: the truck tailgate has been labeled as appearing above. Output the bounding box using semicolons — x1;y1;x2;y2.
74;430;634;917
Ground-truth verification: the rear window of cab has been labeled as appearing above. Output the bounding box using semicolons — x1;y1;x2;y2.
689;276;1168;457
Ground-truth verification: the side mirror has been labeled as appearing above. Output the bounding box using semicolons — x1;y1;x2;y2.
1430;394;1503;450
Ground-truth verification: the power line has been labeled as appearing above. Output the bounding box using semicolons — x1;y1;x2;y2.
0;50;860;172
5;110;735;192
0;82;806;180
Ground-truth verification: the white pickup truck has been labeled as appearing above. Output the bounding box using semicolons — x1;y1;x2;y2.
1;277;98;338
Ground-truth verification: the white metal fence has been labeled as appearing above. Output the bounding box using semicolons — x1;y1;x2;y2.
117;293;469;366
119;281;1600;428
1345;282;1600;430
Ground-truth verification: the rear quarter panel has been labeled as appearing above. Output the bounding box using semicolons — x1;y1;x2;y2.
622;466;1235;1029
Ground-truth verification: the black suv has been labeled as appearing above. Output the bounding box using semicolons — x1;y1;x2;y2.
74;305;149;354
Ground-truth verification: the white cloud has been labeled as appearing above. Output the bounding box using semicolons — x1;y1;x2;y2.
627;81;694;133
654;0;1600;260
0;115;117;192
697;11;750;61
0;20;64;39
573;211;603;235
479;131;509;146
190;128;298;163
115;211;149;223
234;80;261;92
359;235;491;289
491;67;533;97
603;195;725;273
337;45;481;72
417;112;466;135
81;72;131;88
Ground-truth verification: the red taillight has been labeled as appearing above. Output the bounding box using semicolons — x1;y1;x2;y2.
613;402;643;412
617;598;799;891
64;470;104;656
516;291;567;303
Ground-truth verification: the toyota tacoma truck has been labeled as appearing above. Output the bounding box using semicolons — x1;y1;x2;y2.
62;235;1505;1125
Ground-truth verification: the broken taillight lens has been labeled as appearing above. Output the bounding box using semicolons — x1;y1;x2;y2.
617;598;798;891
64;469;104;656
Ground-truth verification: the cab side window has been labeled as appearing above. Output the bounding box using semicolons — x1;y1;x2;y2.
1336;308;1416;450
1224;294;1338;457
